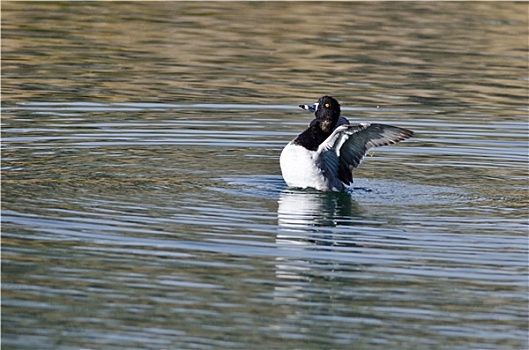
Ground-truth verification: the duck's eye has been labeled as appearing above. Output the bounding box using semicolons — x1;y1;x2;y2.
324;103;330;108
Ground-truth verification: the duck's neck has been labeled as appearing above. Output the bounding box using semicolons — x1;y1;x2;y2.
293;122;333;151
319;118;336;133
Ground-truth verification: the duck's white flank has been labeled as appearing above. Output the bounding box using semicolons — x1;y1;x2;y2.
280;124;362;191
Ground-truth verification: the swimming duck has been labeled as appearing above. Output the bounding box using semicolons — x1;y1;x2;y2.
280;96;414;191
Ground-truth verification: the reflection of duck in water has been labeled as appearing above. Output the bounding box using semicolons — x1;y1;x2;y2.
277;189;365;249
280;96;414;191
278;189;361;230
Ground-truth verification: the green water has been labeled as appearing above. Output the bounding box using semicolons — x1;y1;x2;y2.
2;2;528;349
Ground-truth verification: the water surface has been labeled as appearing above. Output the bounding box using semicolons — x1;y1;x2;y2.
2;2;528;349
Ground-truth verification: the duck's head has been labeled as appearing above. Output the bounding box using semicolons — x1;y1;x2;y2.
299;96;341;133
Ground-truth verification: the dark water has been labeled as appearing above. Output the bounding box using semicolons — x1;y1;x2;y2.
2;2;528;349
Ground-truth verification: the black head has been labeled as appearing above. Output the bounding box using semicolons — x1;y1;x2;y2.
299;96;341;133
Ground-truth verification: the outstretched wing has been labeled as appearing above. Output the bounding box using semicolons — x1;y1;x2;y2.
337;123;414;185
316;123;413;188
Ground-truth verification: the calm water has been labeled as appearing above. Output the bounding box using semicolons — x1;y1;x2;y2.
2;2;528;349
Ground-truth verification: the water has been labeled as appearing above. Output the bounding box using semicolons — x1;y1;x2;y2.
2;2;528;349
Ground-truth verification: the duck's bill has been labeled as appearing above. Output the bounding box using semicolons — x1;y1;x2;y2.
299;103;318;114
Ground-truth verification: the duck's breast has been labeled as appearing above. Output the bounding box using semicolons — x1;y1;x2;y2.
280;142;342;191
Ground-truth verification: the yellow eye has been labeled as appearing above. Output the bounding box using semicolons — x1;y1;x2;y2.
324;103;330;108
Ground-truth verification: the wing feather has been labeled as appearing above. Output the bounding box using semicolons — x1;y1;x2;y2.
316;123;413;188
337;123;414;185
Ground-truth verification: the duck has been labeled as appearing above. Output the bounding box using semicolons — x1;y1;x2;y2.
280;96;414;191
